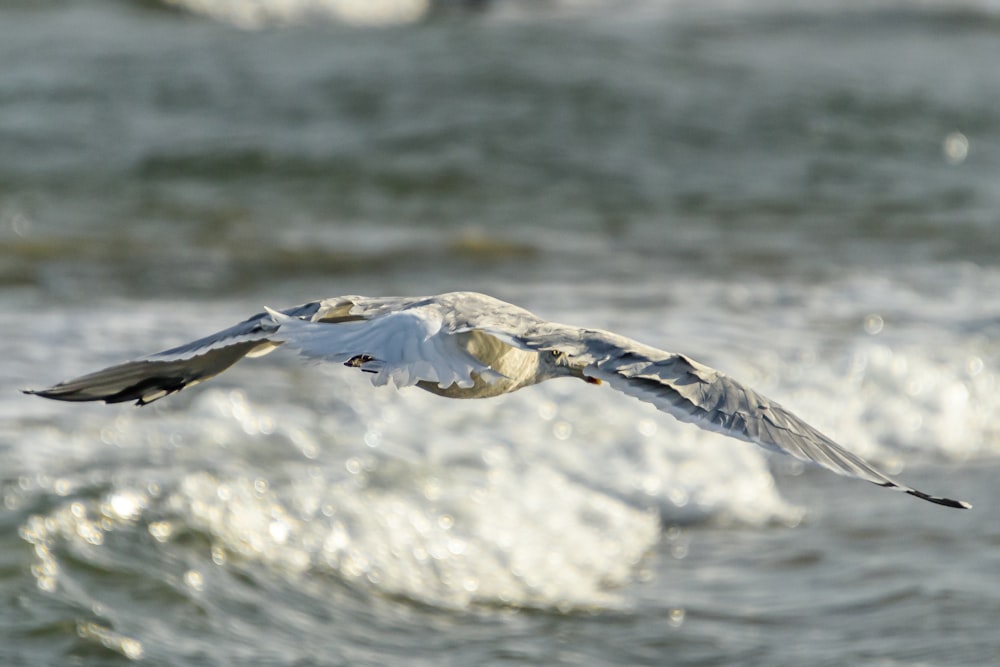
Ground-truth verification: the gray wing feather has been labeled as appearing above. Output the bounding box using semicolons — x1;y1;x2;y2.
24;343;261;405
25;302;321;405
594;353;892;480
505;324;970;509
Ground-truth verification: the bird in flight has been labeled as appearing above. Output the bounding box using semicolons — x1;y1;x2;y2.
26;291;970;509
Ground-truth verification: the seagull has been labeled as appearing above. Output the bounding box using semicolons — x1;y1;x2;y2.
25;291;970;509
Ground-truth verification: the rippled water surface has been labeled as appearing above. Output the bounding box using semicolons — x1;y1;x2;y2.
3;1;1000;665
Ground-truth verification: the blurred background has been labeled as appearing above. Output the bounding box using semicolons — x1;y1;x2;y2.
3;0;999;664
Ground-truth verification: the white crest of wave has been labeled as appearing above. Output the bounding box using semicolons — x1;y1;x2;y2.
162;0;430;29
171;462;660;611
828;340;997;462
153;380;798;609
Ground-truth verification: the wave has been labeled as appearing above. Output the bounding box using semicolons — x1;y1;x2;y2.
12;266;995;616
150;0;1000;29
15;370;799;617
159;0;432;28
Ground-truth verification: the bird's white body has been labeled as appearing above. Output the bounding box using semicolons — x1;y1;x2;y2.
27;291;969;509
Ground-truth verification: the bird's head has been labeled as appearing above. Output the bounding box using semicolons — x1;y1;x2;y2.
539;348;601;385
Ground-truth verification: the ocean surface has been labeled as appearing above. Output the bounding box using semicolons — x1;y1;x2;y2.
3;1;1000;664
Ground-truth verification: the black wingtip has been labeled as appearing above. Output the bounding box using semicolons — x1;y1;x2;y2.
23;375;188;406
905;489;972;510
23;387;59;400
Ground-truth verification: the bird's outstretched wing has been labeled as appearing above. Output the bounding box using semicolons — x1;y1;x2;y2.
23;295;503;405
494;323;971;509
23;303;324;405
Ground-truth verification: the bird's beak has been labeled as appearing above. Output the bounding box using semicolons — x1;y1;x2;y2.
584;376;602;385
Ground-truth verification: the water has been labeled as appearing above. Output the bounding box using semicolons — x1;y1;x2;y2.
3;1;1000;664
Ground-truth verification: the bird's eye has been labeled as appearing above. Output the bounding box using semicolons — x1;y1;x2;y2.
549;350;561;358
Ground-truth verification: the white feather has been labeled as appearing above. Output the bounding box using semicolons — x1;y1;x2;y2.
270;307;496;390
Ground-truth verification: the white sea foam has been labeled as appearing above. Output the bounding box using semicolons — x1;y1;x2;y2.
14;369;797;611
12;265;997;612
170;462;659;610
162;0;430;28
175;381;798;605
162;0;1000;29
